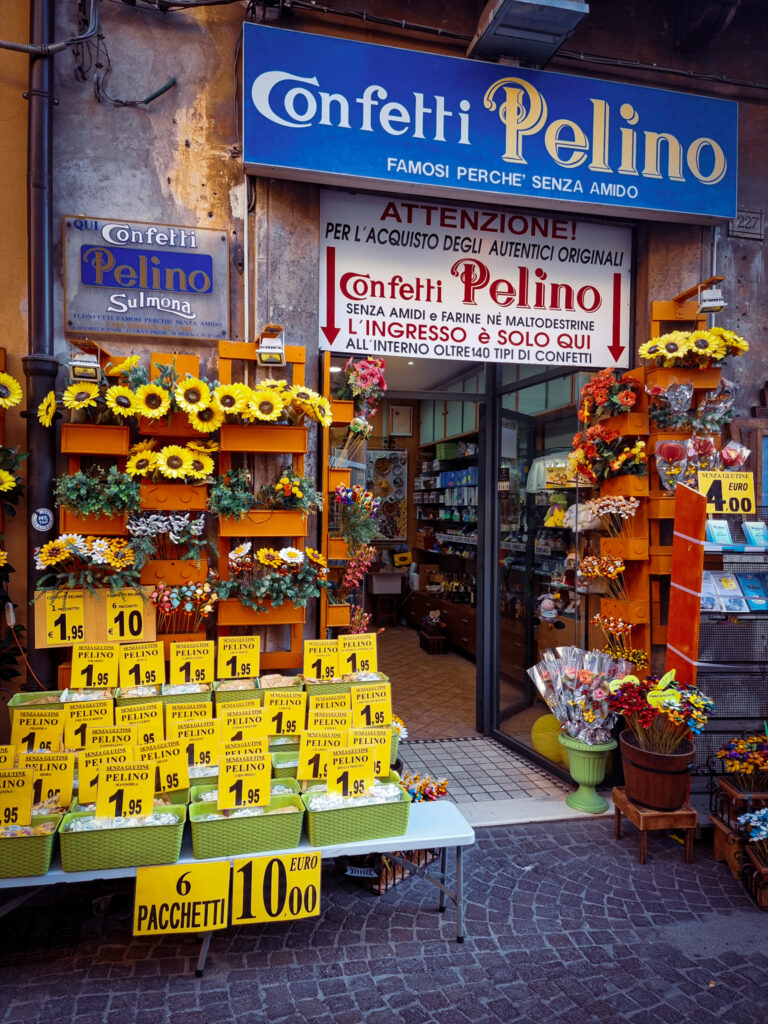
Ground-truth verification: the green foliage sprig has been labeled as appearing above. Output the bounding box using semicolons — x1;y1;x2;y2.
54;467;142;518
207;469;255;520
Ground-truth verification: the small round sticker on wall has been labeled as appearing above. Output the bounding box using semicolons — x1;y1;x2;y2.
31;508;54;532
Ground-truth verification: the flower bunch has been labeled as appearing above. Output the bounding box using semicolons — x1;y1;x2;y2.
638;327;749;369
578;368;640;425
586;496;639;536
215;545;330;611
528;647;622;744
54;466;141;519
737;808;768;861
149;579;218;632
717;735;768;792
335;544;376;603
335;485;382;549
400;771;448;802
0;446;27;517
607;670;714;753
335;357;387;418
126;511;212;562
570;425;647;483
125;440;216;482
579;556;628;600
343;605;384;635
590;614;648;671
254;468;323;513
34;533;152;592
37;355;144;426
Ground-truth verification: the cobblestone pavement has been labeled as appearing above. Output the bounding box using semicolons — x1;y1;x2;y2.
2;818;767;1024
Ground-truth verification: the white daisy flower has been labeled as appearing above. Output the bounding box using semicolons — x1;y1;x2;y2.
279;546;304;565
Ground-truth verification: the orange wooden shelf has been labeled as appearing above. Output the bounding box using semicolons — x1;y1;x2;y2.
331;399;354;425
217;598;307;626
648;495;676;518
219;424;308;454
138;414;198;438
599;475;650;498
328;468;351;491
61;423;130;456
323;592;351;627
139;482;208;511
645;366;722;390
600;536;649;560
217;509;308;538
600;411;649;434
600;597;650;623
59;509;128;536
140;558;208;586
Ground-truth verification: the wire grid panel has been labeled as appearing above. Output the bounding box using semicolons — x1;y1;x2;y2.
693;725;767;776
698;616;768;663
696;671;768;719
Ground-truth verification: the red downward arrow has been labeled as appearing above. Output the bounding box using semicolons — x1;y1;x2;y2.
607;272;625;363
321;246;340;345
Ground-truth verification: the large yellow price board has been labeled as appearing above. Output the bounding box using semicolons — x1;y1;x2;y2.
78;747;133;804
11;708;64;754
0;769;33;827
699;470;755;515
308;692;351;712
338;633;378;674
327;745;375;798
264;691;306;736
42;590;86;647
218;636;260;679
96;762;154;818
115;702;164;746
119;641;165;689
63;700;114;750
18;752;76;808
168;720;220;769
218;753;270;810
297;729;347;782
134;862;230;936
136;739;189;793
70;643;120;689
303;639;340;681
106;590;147;643
218;706;268;745
348;727;392;778
231;854;321;924
169;640;215;686
351;683;392;728
165;701;213;728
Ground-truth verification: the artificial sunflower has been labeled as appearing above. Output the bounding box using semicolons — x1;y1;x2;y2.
187;452;215;479
155;445;192;480
0;373;22;409
256;547;282;568
687;331;726;361
259;378;288;392
38;539;70;566
247;388;286;422
126;451;157;477
212;383;250;415
37;391;57;427
311;395;333;428
637;339;663;362
106;540;135;570
0;550;8;568
187;439;219;453
109;355;140;376
62;382;99;410
711;326;749;354
175;376;211;412
0;470;16;493
130;438;158;454
136;382;171;419
105;385;138;418
188;405;224;434
287;385;319;408
304;547;327;569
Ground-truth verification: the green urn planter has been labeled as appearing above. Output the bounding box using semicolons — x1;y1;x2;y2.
558;734;617;814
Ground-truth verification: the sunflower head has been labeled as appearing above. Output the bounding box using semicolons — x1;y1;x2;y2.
0;470;17;493
37;391;57;427
109;355;140;376
186;452;215;480
156;445;193;480
39;539;70;566
130;438;158;454
305;547;327;569
105;385;138;418
62;382;100;410
136;383;171;419
0;373;22;410
311;396;333;428
0;550;9;568
212;384;251;415
259;378;287;392
187;440;219;453
247;389;286;423
257;547;282;568
175;377;211;412
126;451;157;478
288;385;318;408
189;405;224;434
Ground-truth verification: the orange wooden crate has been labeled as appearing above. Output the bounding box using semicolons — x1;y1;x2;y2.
59;509;128;536
138;414;198;438
329;468;351;491
219;424;308;454
60;423;130;456
328;536;349;560
600;411;649;434
331;400;354;425
645;366;722;390
648;495;676;518
217;509;308;538
140;483;208;511
600;597;650;623
140;559;209;586
324;595;351;628
600;475;650;498
217;598;306;626
600;536;649;560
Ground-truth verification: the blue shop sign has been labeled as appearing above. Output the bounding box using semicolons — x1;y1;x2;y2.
242;24;737;221
80;245;214;294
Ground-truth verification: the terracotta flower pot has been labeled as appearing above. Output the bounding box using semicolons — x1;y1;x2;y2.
619;729;694;811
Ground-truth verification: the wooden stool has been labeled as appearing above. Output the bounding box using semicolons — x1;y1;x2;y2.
612;786;697;865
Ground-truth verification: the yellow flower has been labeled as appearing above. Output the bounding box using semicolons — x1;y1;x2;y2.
155;445;192;479
105;541;134;570
109;355;140;375
105;385;138;418
175;377;211;412
638;339;664;362
130;438;158;454
136;383;171;419
0;470;16;493
126;451;157;477
247;388;285;422
187;440;219;453
62;382;99;410
256;547;282;568
186;452;214;479
311;395;333;427
212;384;250;415
687;331;726;361
0;373;22;409
259;378;287;391
711;326;749;354
37;391;57;427
38;539;70;566
0;549;8;567
188;405;224;434
305;547;327;569
659;332;690;362
288;385;319;408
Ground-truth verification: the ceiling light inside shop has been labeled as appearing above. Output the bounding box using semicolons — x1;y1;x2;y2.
467;0;589;67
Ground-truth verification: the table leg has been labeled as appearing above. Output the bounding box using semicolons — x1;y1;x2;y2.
438;847;447;912
639;831;647;866
195;931;213;977
614;806;622;840
684;828;694;864
455;846;464;944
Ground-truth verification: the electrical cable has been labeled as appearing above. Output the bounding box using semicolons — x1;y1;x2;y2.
0;0;101;56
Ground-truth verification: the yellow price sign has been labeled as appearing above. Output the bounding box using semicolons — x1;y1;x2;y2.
134;861;230;936
647;689;681;708
264;691;307;737
0;745;14;768
11;708;64;754
166;702;213;728
71;643;120;689
168;720;220;769
136;738;189;793
221;738;269;760
43;590;86;647
351;683;392;728
106;590;146;642
0;769;33;827
218;636;260;679
119;641;165;689
307;709;352;732
338;633;378;675
348;727;392;778
64;700;114;750
297;730;347;781
218;753;270;810
699;470;755;515
169;640;215;686
218;707;269;745
18;752;76;808
308;692;351;712
96;761;154;818
213;694;263;712
303;640;340;681
78;747;133;804
84;725;138;751
232;853;321;924
116;702;164;746
327;745;375;798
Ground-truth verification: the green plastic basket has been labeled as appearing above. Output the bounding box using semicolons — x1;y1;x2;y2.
298;675;353;697
391;730;400;765
59;806;186;871
187;768;219;788
190;779;300;803
161;686;213;708
7;691;63;727
302;784;411;846
272;751;299;779
257;683;304;696
0;814;61;878
189;794;304;858
268;738;301;754
213;680;263;708
115;687;163;707
71;789;189;811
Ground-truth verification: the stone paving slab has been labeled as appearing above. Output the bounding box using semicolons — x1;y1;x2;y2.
1;817;767;1024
